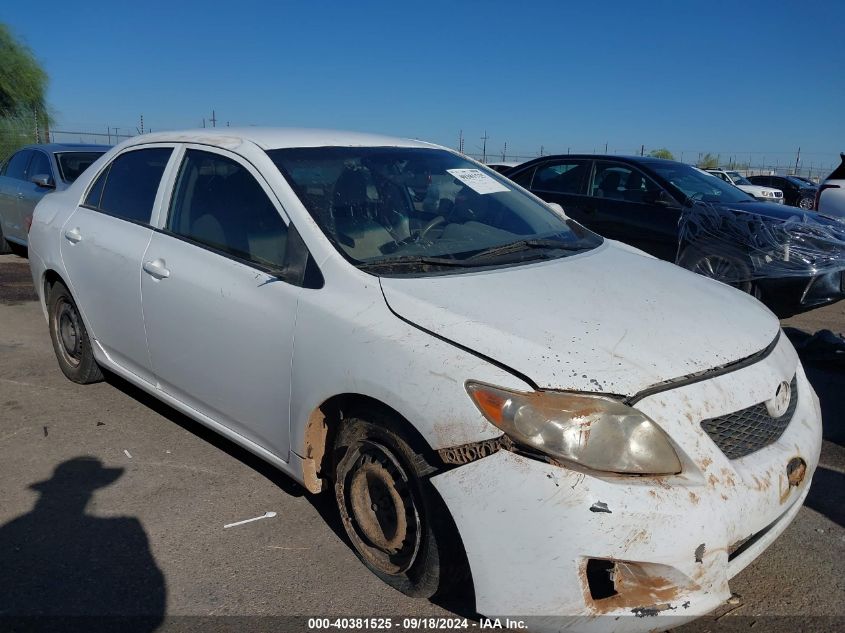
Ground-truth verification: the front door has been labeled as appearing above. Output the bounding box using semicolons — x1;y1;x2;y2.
141;147;300;459
584;161;682;262
60;146;175;384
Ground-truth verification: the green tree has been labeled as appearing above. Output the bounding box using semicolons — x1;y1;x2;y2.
697;153;720;169
648;148;675;160
0;23;51;159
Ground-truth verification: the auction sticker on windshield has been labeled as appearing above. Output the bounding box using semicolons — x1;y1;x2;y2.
447;168;510;194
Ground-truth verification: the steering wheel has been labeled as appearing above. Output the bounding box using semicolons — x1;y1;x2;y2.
416;215;446;240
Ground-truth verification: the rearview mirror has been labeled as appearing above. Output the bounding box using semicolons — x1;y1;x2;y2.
31;174;55;189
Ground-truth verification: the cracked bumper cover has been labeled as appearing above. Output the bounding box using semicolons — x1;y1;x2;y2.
431;339;822;633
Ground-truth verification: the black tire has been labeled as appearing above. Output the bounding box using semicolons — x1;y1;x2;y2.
333;414;466;599
0;225;12;254
47;281;103;384
798;196;814;210
678;242;755;295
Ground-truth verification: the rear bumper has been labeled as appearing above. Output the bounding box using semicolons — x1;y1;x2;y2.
432;341;822;633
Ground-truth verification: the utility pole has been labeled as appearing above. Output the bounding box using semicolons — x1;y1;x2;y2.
640;144;644;157
605;142;608;154
539;145;544;157
140;114;144;134
480;131;489;163
501;142;507;162
793;147;801;175
458;130;464;154
211;110;217;128
202;118;206;128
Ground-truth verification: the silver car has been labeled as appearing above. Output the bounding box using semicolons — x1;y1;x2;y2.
0;143;107;252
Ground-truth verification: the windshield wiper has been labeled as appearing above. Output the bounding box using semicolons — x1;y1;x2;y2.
357;255;475;271
466;238;591;262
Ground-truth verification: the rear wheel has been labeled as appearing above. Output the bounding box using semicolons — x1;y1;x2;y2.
333;414;465;598
0;225;11;254
47;281;103;384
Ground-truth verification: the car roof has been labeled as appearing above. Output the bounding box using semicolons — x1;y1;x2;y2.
121;127;437;151
23;143;110;153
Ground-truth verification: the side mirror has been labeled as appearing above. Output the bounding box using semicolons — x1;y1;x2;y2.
31;174;55;189
546;202;566;216
644;190;674;206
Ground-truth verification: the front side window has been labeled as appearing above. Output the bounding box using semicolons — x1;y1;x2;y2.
532;160;589;195
27;151;52;180
268;147;601;272
590;162;660;203
90;148;172;224
3;150;32;180
56;152;104;183
168;149;289;270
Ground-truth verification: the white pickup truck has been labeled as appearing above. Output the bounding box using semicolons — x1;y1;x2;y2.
707;169;784;203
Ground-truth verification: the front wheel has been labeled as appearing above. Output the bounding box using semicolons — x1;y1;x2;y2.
678;243;755;295
333;415;465;598
47;281;103;384
798;196;814;210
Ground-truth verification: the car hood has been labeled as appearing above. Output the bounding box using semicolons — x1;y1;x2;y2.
379;242;779;396
736;184;778;195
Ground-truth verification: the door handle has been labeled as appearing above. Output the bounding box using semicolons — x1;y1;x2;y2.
64;227;82;243
143;259;170;279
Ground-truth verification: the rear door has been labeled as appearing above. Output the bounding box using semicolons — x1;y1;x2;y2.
584;160;682;261
60;146;175;384
0;149;33;243
140;146;301;459
514;158;591;220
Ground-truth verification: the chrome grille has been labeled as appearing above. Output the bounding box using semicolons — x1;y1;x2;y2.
700;376;798;459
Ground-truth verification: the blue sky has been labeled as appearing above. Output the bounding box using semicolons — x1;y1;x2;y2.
4;0;844;168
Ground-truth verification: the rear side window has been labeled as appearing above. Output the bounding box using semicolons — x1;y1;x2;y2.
509;167;535;188
3;150;32;180
91;148;172;224
167;149;288;269
532;160;589;195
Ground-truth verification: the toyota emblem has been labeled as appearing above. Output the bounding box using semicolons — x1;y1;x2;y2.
765;380;791;418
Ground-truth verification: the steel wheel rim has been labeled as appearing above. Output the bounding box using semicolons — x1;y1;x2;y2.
55;298;83;367
799;197;813;209
338;440;421;575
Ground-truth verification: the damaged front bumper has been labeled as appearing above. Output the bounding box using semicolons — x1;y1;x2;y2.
431;337;822;633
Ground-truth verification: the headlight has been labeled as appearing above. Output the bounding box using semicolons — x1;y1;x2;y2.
762;190;773;197
466;382;681;474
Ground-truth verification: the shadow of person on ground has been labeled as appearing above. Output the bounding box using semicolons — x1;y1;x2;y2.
805;466;845;528
0;457;166;632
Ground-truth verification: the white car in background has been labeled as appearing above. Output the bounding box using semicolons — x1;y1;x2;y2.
707;169;784;203
816;153;845;220
28;128;821;632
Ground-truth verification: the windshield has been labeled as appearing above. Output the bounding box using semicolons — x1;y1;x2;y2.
652;162;754;204
787;176;814;189
55;152;104;183
268;147;601;271
726;171;752;185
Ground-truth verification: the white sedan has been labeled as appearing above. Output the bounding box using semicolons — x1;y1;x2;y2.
28;128;821;631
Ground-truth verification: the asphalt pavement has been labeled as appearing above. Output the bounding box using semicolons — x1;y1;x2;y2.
0;253;842;633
